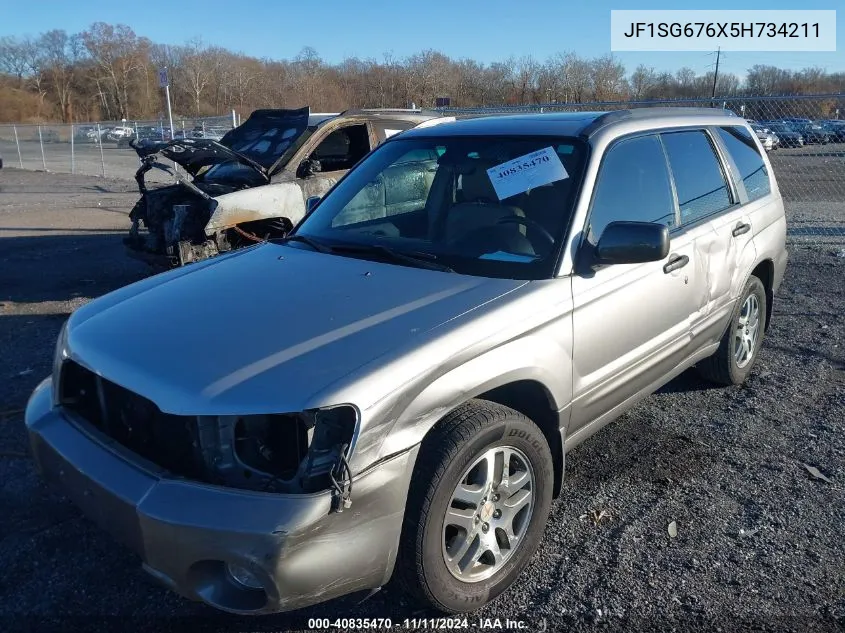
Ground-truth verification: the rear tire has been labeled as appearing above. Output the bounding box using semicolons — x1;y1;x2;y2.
697;275;766;386
395;400;553;613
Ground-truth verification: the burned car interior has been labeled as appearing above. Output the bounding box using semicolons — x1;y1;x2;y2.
302;124;371;174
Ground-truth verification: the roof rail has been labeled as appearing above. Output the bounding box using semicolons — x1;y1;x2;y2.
361;108;423;112
337;108;442;118
580;106;738;137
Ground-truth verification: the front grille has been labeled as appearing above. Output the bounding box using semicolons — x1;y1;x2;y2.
59;360;203;478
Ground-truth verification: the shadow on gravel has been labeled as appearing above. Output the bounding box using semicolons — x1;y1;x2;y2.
656;367;723;394
564;416;714;494
0;232;150;303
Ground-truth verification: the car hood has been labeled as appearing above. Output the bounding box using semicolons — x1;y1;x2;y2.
67;244;527;415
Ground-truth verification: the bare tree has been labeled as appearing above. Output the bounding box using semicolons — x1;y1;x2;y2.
556;53;591;103
176;38;213;115
81;23;147;118
40;30;84;122
630;64;656;100
512;55;539;104
591;55;627;101
0;36;33;88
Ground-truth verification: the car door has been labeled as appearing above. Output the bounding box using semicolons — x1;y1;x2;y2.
297;121;374;201
570;133;698;433
660;128;757;351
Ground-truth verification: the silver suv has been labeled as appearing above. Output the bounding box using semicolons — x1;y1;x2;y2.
26;108;787;615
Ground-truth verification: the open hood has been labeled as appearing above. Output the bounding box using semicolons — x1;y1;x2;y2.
133;107;313;178
158;138;270;178
218;107;311;170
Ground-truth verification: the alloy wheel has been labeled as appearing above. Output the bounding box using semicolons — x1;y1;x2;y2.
734;293;761;369
441;445;535;583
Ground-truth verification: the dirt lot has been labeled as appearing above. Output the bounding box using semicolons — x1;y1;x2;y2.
0;168;843;633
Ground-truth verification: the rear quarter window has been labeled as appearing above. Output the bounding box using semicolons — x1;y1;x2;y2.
716;126;772;202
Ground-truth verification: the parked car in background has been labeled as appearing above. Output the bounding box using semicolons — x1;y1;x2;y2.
792;122;831;144
125;107;452;267
819;120;845;142
27;107;787;616
104;126;135;144
766;123;804;147
190;125;229;141
750;124;777;151
74;126;101;143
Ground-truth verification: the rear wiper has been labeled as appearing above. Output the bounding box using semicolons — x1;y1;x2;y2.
278;233;333;253
332;243;454;273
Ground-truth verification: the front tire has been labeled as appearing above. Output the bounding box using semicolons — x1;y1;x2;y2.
396;400;553;613
697;275;766;385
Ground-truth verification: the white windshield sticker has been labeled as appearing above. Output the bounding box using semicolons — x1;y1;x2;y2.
486;147;569;200
384;128;401;138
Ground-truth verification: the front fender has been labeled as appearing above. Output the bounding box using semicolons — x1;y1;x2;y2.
204;182;306;235
376;330;572;462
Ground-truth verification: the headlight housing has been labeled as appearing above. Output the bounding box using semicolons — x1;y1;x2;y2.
203;406;358;498
51;320;69;406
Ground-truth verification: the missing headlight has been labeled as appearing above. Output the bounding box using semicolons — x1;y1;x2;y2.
234;414;309;482
199;406;357;499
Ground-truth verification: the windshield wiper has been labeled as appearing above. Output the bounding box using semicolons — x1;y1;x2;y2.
332;243;454;273
278;233;334;253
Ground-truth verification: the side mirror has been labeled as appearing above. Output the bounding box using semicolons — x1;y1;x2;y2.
595;221;669;265
298;158;322;178
305;196;321;214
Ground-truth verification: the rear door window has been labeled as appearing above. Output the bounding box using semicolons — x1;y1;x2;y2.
716;126;772;202
661;130;733;224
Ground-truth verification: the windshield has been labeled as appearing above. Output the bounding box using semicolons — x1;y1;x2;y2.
293;136;586;280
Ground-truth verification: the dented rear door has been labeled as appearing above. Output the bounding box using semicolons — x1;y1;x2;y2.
660;129;757;353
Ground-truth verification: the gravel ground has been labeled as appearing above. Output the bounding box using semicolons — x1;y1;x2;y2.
0;168;843;633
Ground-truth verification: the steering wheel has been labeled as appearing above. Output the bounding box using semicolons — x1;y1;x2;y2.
496;215;556;247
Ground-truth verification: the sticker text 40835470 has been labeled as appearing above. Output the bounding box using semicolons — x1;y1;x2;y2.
485;146;569;200
493;152;550;179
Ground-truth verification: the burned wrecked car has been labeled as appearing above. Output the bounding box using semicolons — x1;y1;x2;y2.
126;107;446;267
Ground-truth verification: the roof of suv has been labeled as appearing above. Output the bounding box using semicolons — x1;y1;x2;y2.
400;108;742;140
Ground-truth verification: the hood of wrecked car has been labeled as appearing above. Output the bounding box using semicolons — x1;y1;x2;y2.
65;244;526;416
135;107;312;177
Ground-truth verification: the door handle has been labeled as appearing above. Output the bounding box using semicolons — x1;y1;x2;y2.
663;254;689;274
732;222;751;237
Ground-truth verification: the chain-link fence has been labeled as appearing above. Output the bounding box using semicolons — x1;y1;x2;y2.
439;93;845;245
0;113;238;183
1;96;843;244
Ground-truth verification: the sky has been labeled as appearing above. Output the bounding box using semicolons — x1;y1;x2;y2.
2;0;843;79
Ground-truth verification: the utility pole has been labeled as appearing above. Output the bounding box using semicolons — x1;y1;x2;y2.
158;67;175;141
710;47;721;99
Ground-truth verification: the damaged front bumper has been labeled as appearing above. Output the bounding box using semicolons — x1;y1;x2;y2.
25;379;418;614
